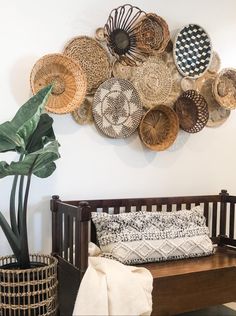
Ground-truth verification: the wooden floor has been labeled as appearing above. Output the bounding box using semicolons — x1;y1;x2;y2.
176;303;236;315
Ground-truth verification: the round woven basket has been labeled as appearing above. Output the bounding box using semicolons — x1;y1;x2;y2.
136;13;170;54
132;56;172;109
64;36;111;94
191;72;230;127
0;254;58;316
72;95;94;125
174;90;209;133
30;53;87;114
104;4;148;66
139;105;179;151
93;78;143;138
212;68;236;109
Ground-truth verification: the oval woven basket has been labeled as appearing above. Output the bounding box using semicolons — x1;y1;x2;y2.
112;60;136;80
173;24;212;78
139;105;179;151
30;53;87;114
136;13;170;54
132;56;172;109
212;68;236;109
64;36;111;94
174;90;209;133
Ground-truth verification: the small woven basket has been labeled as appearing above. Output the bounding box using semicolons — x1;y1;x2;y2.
30;53;87;114
0;254;58;316
212;68;236;109
139;105;179;151
174;90;209;133
136;13;170;54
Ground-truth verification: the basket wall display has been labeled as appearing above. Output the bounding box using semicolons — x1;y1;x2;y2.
0;254;58;316
104;4;148;66
72;95;94;125
93;78;143;138
212;68;236;109
64;36;111;94
139;105;179;151
174;24;212;78
132;56;172;109
174;90;209;133
30;53;87;114
135;13;170;54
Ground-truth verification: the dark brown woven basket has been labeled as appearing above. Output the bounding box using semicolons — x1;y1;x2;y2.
136;13;170;54
174;90;209;133
139;105;179;151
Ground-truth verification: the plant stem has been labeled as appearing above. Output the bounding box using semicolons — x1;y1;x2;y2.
17;175;24;233
10;175;19;237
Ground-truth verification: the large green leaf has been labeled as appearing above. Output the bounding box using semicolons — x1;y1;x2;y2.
26;113;55;153
0;85;52;153
0;141;60;178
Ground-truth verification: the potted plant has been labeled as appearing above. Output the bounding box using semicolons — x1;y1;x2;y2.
0;85;60;315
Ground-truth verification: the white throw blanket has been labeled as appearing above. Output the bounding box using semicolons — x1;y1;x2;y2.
73;243;153;316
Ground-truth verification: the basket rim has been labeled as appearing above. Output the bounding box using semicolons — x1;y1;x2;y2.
0;253;58;273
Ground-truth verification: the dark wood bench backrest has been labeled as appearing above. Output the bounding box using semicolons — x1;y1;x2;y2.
50;190;236;270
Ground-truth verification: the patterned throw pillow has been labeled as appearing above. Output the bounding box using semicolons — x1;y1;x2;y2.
91;207;214;264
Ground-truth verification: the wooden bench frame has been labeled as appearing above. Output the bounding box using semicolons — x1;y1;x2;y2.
50;189;236;316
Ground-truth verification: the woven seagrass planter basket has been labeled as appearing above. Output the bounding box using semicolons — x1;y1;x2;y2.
0;254;58;316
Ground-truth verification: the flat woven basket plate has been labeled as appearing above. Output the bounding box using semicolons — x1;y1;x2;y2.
93;78;143;138
174;24;212;78
30;53;87;114
64;36;111;94
72;95;94;125
132;56;172;109
139;105;179;151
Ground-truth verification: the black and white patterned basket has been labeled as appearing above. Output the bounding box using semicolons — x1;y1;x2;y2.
173;24;212;78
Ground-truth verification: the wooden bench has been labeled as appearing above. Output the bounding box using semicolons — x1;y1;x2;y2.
50;189;236;316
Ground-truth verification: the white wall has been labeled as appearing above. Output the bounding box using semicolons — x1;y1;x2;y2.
0;0;236;256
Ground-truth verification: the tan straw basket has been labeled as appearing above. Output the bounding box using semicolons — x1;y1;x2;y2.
136;13;170;54
30;53;87;114
208;51;221;74
174;90;209;133
132;56;172;109
64;36;111;94
212;68;236;109
139;105;179;151
72;95;94;125
0;254;58;316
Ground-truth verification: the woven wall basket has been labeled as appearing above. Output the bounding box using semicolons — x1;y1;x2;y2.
139;105;179;151
0;254;58;316
64;36;111;94
132;56;172;109
104;4;148;66
112;60;136;81
173;24;212;78
193;73;230;127
93;78;143;138
208;51;221;74
30;53;87;114
174;90;209;133
212;68;236;109
72;95;94;125
136;13;170;54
